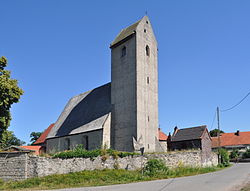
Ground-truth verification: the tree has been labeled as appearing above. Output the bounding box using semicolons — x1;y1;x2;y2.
218;148;230;167
0;130;25;149
209;129;225;137
30;131;42;144
0;56;23;142
230;149;240;159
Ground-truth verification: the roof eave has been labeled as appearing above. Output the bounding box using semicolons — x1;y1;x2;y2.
110;32;136;49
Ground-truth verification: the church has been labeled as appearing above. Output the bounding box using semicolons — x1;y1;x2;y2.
46;16;165;153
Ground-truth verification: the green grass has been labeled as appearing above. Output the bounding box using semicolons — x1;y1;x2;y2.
241;183;250;191
0;166;225;191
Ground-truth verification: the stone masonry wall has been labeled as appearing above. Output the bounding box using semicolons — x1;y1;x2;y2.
0;151;218;181
0;152;28;181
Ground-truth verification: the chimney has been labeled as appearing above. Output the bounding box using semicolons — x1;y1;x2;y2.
167;132;172;141
173;126;178;136
167;132;172;151
235;130;240;136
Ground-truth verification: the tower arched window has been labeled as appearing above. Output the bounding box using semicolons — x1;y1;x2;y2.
146;45;150;57
121;46;126;57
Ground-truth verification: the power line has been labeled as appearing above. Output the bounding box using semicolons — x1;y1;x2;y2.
209;110;216;130
220;91;250;112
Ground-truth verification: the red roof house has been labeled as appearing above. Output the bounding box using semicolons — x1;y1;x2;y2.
158;128;168;141
32;123;54;154
33;123;54;145
212;130;250;150
20;146;42;155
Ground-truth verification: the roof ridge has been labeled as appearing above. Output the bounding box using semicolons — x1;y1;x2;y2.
110;18;143;47
178;125;206;130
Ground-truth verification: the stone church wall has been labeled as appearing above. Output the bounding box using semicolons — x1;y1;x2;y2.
46;129;103;154
0;150;218;181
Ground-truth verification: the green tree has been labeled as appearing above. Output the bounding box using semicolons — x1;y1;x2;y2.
218;148;230;167
229;149;240;159
0;130;25;149
209;129;224;137
0;56;23;142
30;131;42;144
242;149;250;159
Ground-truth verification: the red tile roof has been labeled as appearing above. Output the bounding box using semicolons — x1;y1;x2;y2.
33;123;54;145
159;129;168;141
212;131;250;148
20;146;42;155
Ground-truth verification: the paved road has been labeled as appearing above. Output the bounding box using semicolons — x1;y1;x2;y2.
47;163;250;191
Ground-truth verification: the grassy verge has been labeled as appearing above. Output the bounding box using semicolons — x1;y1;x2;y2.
241;183;250;191
0;166;225;191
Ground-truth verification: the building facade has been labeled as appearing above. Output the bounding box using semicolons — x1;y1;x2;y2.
46;16;159;153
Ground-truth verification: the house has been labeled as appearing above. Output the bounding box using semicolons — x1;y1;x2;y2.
32;123;54;153
45;16;160;154
169;126;211;151
20;146;42;155
211;130;250;152
157;128;168;152
3;145;42;155
168;126;212;162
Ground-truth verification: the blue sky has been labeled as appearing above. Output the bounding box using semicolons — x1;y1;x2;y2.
1;0;250;144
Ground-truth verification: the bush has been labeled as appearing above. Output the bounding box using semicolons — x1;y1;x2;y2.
53;145;101;159
143;159;168;176
0;179;4;186
53;145;138;159
229;149;239;159
242;149;250;159
218;148;230;167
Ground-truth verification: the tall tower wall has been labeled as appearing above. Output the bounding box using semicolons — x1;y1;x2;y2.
111;36;137;151
110;16;158;152
136;17;158;152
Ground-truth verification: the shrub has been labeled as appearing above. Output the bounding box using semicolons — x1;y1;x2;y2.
0;178;4;186
53;145;101;159
143;159;168;176
242;149;250;159
229;149;239;159
52;145;138;159
218;148;230;167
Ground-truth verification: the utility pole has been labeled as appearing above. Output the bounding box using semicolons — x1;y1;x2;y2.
217;106;221;163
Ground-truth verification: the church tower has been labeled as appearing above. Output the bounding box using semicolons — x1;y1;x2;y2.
110;16;158;152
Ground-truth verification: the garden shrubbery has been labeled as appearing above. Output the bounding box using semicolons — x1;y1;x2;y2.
229;149;240;160
52;145;138;159
218;148;230;167
242;149;250;159
143;159;168;176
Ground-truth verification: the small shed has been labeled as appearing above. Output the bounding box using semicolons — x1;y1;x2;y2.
169;125;211;152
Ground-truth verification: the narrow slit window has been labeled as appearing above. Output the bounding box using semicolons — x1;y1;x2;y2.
83;135;89;150
147;77;150;84
65;138;70;150
146;45;150;56
148;116;150;122
121;46;126;57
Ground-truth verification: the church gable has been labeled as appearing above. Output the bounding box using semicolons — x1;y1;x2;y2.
47;83;111;139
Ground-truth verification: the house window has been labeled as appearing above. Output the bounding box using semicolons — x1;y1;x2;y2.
65;138;70;150
147;77;150;84
121;46;126;57
83;135;89;150
146;45;150;56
